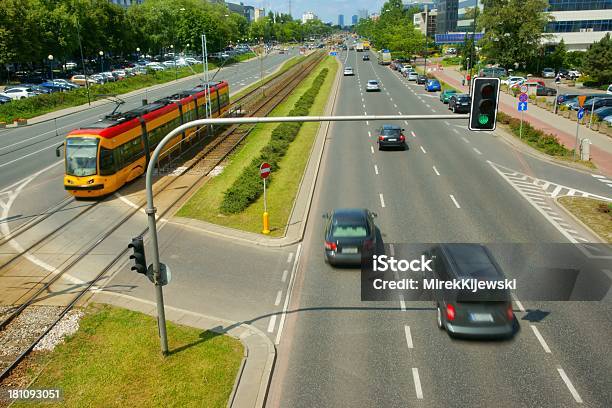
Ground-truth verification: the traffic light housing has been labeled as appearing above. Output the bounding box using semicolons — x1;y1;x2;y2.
468;77;500;131
128;236;147;275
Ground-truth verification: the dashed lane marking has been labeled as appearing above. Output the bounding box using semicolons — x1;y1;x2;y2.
592;174;612;189
449;194;461;208
374;165;379;175
412;368;424;399
473;148;482;155
404;325;414;349
433;166;440;176
557;368;583;404
379;193;386;208
530;325;551;353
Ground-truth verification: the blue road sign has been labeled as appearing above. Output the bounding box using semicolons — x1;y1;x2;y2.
519;93;528;103
329;51;337;56
577;108;585;120
518;102;528;111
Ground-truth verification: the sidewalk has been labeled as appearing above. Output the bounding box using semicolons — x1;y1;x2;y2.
433;68;612;176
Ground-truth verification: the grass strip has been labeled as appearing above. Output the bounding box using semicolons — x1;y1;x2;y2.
177;57;338;235
0;54;256;124
13;304;243;408
557;197;612;243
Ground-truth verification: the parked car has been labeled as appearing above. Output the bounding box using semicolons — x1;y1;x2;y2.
567;94;610;110
502;76;526;87
70;75;97;86
567;69;581;79
377;124;407;150
323;208;378;267
0;94;12;104
146;62;165;71
580;97;612;112
89;74;105;84
184;57;200;65
40;81;73;92
440;89;457;104
426;244;516;339
407;72;418;81
607;84;612;95
592;106;612;121
541;68;555;78
366;80;381;92
100;72;116;82
449;93;471;113
425;79;441;91
0;87;36;100
51;79;79;89
535;84;557;96
112;70;127;79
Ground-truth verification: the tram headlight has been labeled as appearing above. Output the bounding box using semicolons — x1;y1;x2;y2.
87;179;94;184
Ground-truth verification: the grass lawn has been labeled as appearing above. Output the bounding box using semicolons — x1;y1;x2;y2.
13;304;243;408
557;197;612;243
177;56;338;236
231;55;305;100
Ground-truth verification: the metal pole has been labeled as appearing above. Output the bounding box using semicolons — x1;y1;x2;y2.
588;99;595;128
263;177;267;213
554;82;559;114
469;4;477;84
520;110;523;139
574;115;580;160
75;16;91;105
203;34;212;134
424;5;428;74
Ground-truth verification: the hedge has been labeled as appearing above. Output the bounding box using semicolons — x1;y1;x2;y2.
497;111;573;157
219;67;329;214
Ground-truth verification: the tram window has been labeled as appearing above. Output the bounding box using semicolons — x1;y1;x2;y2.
99;147;115;175
65;137;98;177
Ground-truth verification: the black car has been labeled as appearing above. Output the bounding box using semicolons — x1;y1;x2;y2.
592;106;612;120
582;97;612;112
416;75;427;85
449;94;471;113
0;95;11;104
323;208;378;267
377;124;406;150
362;54;370;61
426;244;516;339
535;85;557;96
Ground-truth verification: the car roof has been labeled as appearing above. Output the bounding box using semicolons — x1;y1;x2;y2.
454;93;470;97
440;244;503;279
381;124;401;130
331;208;368;223
368;79;378;82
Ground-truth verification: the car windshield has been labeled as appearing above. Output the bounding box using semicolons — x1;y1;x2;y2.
331;223;368;238
457;96;470;102
65;137;98;177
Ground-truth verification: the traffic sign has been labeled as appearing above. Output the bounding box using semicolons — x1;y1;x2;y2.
520;85;528;94
518;102;528;111
260;162;271;179
577;95;587;107
577;108;585;120
519;93;528;103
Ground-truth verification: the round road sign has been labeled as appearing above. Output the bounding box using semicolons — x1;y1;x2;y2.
260;162;271;179
519;93;528;103
520;85;528;94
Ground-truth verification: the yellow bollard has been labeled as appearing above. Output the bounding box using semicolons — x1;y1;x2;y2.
262;211;270;235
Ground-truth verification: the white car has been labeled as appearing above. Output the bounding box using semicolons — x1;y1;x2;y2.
184;57;199;65
568;70;581;79
112;70;127;79
366;80;381;92
343;67;354;76
502;76;526;87
146;62;165;71
607;84;612;95
407;71;418;81
400;65;412;74
0;87;36;100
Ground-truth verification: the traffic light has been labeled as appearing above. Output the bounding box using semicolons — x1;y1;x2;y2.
128;236;147;275
469;77;500;131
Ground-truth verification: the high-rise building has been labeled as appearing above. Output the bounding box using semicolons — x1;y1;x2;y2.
456;0;482;33
302;11;318;24
414;6;437;37
351;15;358;25
254;8;266;21
338;14;345;27
544;0;612;51
358;9;369;21
436;0;458;34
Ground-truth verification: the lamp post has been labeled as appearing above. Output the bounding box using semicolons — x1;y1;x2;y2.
48;55;54;81
99;50;104;73
75;15;91;105
136;47;140;61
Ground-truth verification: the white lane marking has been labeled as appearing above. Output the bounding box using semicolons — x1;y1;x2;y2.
473;148;482;155
267;314;277;332
287;252;294;263
404;120;409;125
364;111;367;115
461;137;469;144
404;325;414;349
390;97;393;101
114;193;140;209
514;299;525;312
0;143;59;169
394;104;398;108
425;104;431;108
530;325;551;353
281;269;288;282
550;185;563;198
366;121;369;125
374;165;379;175
411;131;416;138
449;194;461;208
274;290;283;306
420;146;426;154
557;368;583;403
412;368;424;399
371;146;375;154
389;244;395;256
453;128;460;134
368;131;372;138
444;120;450;126
379;193;386;208
398;111;402;115
275;243;302;344
433;166;440;176
592;174;605;178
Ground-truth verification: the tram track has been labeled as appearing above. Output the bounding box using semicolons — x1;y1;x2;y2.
0;50;326;382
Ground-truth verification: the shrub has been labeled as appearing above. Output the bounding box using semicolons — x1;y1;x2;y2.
219;68;329;214
497;112;572;157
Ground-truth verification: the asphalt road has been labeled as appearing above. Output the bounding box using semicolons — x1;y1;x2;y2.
267;48;612;407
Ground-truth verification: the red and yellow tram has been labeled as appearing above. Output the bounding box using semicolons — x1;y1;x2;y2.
62;81;230;197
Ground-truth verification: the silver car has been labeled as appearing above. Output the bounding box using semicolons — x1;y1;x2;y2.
366;80;380;92
407;72;418;81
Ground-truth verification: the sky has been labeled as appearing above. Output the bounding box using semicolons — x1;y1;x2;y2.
249;0;387;24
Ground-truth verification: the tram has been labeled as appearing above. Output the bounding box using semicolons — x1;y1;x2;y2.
60;81;229;197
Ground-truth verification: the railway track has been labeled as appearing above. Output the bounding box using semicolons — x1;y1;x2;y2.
0;50;326;382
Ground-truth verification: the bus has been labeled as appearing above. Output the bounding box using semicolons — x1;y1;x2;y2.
378;49;392;65
363;40;370;50
60;81;230;198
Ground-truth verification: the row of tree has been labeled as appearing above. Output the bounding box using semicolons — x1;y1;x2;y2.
0;0;334;69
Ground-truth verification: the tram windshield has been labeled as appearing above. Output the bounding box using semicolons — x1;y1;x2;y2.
65;137;98;177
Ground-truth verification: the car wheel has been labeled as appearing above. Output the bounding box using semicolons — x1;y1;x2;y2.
378;144;383;151
437;305;444;330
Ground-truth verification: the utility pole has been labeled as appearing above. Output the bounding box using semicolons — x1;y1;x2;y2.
469;4;477;83
75;16;91;105
423;5;428;74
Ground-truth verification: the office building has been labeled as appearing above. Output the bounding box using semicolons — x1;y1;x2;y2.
351;14;358;25
370;13;380;21
338;14;345;27
358;9;369;21
302;11;318;24
456;0;482;33
544;0;612;51
404;0;435;12
254;8;266;21
414;6;437;37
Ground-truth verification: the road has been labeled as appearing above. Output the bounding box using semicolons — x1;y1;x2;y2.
267;48;612;407
0;50;296;231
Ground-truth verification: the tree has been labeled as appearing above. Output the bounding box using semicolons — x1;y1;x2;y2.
582;33;612;84
564;51;585;70
479;0;551;70
546;39;566;71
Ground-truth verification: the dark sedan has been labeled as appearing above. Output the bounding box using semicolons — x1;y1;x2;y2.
416;75;427;85
362;54;370;61
323;208;378;267
449;94;471;113
427;244;516;339
0;95;11;104
535;84;557;96
377;124;407;150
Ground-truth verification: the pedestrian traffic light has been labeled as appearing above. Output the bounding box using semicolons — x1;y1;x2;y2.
468;77;500;131
128;236;147;275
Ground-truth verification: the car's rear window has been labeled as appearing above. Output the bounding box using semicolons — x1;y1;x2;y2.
332;224;368;238
368;80;378;84
381;128;400;136
457;97;470;102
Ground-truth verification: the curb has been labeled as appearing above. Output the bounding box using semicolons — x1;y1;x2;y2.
90;291;275;408
554;196;609;243
170;56;342;248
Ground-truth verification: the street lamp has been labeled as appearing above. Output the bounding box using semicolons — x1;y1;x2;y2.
99;50;104;72
136;47;140;61
47;54;54;81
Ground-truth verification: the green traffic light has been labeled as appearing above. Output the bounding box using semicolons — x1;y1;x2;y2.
478;114;490;125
